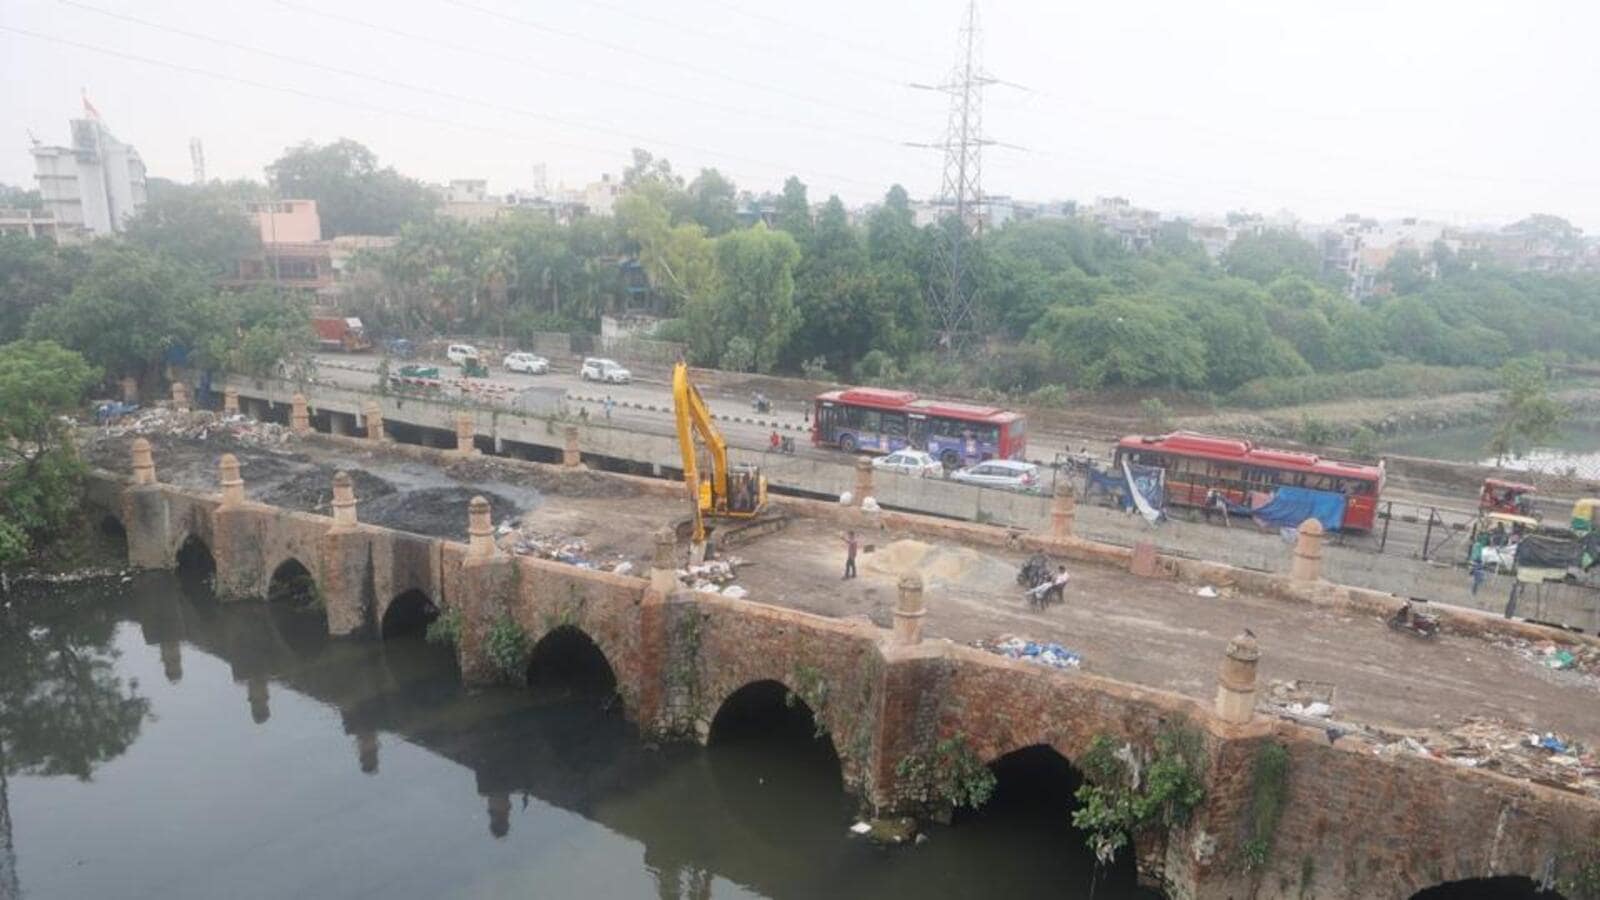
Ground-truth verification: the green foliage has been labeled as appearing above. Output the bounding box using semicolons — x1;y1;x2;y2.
1072;726;1208;864
1488;357;1565;463
1559;838;1600;900
1222;229;1323;285
1033;296;1208;389
720;336;756;373
894;734;997;811
1349;426;1378;459
425;606;463;647
1225;364;1501;409
0;234;85;344
0;181;43;210
485;613;530;681
1029;383;1069;407
1296;415;1334;446
125;178;262;275
690;224;801;372
0;340;97;566
800;356;834;381
193;288;311;376
1243;742;1291;872
785;663;830;738
1140;397;1173;432
265;139;437;237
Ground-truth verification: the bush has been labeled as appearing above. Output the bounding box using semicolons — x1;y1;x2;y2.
1140;397;1173;433
425;606;462;647
1296;415;1335;446
485;613;529;681
1349;426;1378;459
1223;364;1501;409
853;349;900;382
1029;384;1069;407
720;336;756;373
651;318;691;344
800;355;834;381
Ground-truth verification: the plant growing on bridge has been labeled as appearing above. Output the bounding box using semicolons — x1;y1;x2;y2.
1561;838;1600;900
425;605;462;647
485;612;529;681
785;663;830;738
1072;725;1208;865
894;734;996;812
1241;741;1291;872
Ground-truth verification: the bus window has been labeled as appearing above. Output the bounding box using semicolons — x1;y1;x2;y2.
881;412;906;438
861;409;881;433
1349;480;1373;496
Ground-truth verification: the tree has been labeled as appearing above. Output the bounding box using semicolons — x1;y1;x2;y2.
774;176;812;240
1487;358;1564;464
1031;296;1208;389
1381;247;1431;295
265;139;436;238
685;168;739;236
690;225;801;372
0;235;84;344
193;288;311;376
616;188;715;316
1221;229;1322;285
0;340;98;567
789;196;890;370
0;183;41;210
125;179;261;276
28;244;211;379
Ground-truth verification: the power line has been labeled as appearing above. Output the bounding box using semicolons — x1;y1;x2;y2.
436;0;930;133
266;0;911;151
39;5;894;191
0;24;890;194
699;0;942;72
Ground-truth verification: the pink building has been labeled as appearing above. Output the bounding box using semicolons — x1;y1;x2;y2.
247;199;322;243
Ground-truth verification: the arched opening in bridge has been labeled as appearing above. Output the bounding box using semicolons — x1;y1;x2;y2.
922;744;1143;894
381;589;439;640
1410;876;1565;900
525;626;617;703
707;680;846;839
267;558;319;611
175;535;215;599
98;515;128;561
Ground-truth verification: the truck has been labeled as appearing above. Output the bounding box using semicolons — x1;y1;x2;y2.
312;316;372;352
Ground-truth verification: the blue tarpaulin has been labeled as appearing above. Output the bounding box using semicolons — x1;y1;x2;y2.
1250;487;1346;532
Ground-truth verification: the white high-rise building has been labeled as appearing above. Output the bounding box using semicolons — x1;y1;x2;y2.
30;104;147;240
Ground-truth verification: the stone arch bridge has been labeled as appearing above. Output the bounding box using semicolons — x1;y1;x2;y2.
87;440;1600;900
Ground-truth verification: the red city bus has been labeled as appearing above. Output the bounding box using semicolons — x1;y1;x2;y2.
812;387;1026;468
1112;431;1385;531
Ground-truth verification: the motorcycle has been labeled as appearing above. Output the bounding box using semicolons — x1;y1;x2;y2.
751;393;772;415
1387;602;1440;639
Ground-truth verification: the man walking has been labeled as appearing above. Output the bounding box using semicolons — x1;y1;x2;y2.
842;530;858;579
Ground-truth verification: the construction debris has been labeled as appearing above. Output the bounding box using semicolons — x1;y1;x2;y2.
973;634;1083;669
677;558;748;594
1264;679;1338;719
501;526;635;574
93;406;292;446
1393;718;1600;799
1492;635;1600;678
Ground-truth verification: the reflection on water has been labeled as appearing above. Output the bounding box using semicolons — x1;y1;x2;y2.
1;573;1154;899
1383;423;1600;477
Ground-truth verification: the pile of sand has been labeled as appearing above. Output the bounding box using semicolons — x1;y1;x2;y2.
863;539;1016;593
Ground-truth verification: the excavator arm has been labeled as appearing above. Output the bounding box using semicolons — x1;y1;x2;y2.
673;362;728;543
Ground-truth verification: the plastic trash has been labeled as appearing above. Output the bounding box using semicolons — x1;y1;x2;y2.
850;822;872;835
611;561;634;576
1197;586;1219;598
1538;734;1569;754
838;490;854;506
722;584;749;600
1545;650;1576;670
861;497;881;512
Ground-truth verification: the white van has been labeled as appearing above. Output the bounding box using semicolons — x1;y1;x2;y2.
446;343;480;365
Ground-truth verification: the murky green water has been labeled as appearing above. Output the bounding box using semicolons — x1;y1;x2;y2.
1382;423;1600;478
0;574;1154;900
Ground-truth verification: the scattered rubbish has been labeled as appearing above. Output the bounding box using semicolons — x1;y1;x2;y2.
611;561;634;576
974;634;1082;669
1196;585;1219;598
1537;734;1570;754
677;557;747;593
1545;650;1577;670
1265;679;1337;717
838;491;854;506
1287;701;1333;718
861;497;881;512
721;584;749;599
1492;635;1600;678
849;822;872;835
1357;717;1600;799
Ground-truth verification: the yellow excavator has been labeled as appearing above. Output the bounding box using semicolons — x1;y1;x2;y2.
673;361;769;561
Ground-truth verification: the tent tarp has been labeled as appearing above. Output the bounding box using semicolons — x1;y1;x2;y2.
1249;486;1346;532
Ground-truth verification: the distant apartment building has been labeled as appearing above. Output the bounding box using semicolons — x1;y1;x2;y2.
1455;217;1592;273
29;105;147;241
225;199;394;296
436;175;619;226
1083;196;1160;252
0;208;61;241
1313;215;1456;299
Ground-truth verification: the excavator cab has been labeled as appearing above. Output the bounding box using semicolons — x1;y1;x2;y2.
726;464;766;515
674;363;772;555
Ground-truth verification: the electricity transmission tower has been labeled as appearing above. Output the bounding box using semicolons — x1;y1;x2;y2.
189;138;206;184
907;0;1022;350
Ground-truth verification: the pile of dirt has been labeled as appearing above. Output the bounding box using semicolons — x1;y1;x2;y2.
444;456;639;499
864;539;1017;593
361;487;521;541
256;467;397;514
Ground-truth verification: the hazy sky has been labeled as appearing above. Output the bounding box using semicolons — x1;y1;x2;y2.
5;0;1598;229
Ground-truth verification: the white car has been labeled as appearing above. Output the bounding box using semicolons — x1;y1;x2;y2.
502;352;549;374
951;459;1041;492
446;343;480;365
872;449;944;478
580;357;631;384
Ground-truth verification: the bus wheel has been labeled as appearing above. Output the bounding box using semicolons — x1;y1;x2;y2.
941;450;960;470
839;434;857;453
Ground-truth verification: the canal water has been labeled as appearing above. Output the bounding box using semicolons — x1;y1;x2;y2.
1382;423;1600;479
0;573;1155;900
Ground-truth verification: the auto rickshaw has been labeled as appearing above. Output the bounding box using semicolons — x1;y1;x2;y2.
1574;498;1599;535
1478;478;1538;517
459;355;490;378
1467;510;1540;572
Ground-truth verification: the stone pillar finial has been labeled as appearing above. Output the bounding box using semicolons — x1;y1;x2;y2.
853;456;873;508
290;393;311;436
1215;630;1261;724
562;424;581;468
331;470;358;527
119;375;139;404
131;437;156;485
363;400;385;442
893;572;926;646
1051;486;1078;538
467;495;496;559
218;453;244;506
455;412;478;456
222;387;240;416
650;528;679;594
171;381;191;412
1291;517;1325;582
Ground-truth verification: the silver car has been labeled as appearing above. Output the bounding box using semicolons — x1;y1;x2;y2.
872;449;944;478
580;357;631;384
950;459;1040;492
503;352;549;374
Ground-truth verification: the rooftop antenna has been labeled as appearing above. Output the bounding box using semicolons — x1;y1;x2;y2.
906;0;1025;350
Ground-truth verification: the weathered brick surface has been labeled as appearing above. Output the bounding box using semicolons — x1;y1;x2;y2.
508;556;650;713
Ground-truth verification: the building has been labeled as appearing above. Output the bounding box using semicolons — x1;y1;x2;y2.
0;208;61;241
247;199;323;244
1083;196;1160;252
29;105;147;241
226;199;395;296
